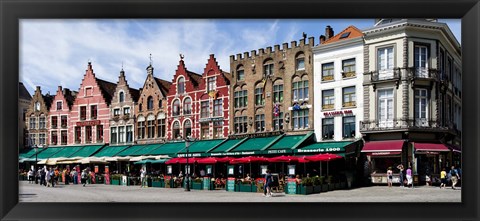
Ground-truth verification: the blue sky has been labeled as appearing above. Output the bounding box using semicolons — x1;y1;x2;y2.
20;19;461;95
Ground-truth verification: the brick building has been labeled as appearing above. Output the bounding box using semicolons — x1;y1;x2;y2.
69;62;116;145
229;37;315;136
48;86;76;146
109;69;140;145
135;63;171;144
26;86;53;147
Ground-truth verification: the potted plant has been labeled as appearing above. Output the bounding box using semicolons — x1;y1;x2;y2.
110;174;122;185
298;177;314;195
312;176;321;194
238;180;253;192
152;177;163;187
192;178;203;190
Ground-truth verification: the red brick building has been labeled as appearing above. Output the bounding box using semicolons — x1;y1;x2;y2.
69;62;116;145
166;54;230;140
48;86;76;146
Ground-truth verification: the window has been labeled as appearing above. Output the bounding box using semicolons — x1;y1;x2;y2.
322;89;335;110
342;58;356;78
201;101;209;118
158;100;163;109
123;107;130;115
263;60;274;77
113;108;120;117
86;126;92;143
75;126;81;143
157;119;166;138
139;103;142;112
80;106;86;120
414;45;428;77
255;114;265;132
137;121;145;139
126;126;133;143
296;56;305;70
378;89;394;127
343;87;356;107
184;120;192;137
172;121;180;139
234;90;248;108
255;86;265;106
292;109;309;130
30;134;36;145
56;101;62;110
39;116;46;129
111;127;117;144
213;99;222;117
292;78;309;101
377;46;394;78
184;98;192;115
322;63;334;81
35;102;40;111
439;50;445;80
213;121;223;138
119;91;125;102
96;125;103;142
39;133;46;145
201;123;209;139
91;105;97;119
322;118;334;140
85;87;93;97
177;77;185;94
207;77;216;92
415;89;428;126
173;99;180;116
118;126;125;143
273;112;284;131
343;116;356;138
61;130;67;145
61;116;67;128
234;116;248;134
147;119;155;138
30;117;36;129
273;83;284;103
147;96;154;110
51;131;58;145
237;66;245;81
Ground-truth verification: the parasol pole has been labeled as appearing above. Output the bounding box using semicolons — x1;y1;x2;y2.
327;158;330;177
320;161;322;177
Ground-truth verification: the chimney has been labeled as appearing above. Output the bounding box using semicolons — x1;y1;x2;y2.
320;35;326;44
325;26;334;40
36;86;41;91
58;86;62;92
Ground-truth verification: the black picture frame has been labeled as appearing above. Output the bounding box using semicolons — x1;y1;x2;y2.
1;0;478;221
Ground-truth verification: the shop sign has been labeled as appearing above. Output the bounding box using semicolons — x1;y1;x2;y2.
229;131;283;139
227;177;235;192
209;151;261;157
266;149;289;154
177;153;204;157
76;120;101;127
296;147;342;153
369;151;400;156
323;110;353;117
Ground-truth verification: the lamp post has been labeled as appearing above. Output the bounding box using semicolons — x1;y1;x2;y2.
183;135;196;192
34;144;38;183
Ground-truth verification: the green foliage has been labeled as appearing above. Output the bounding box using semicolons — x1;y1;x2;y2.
312;176;321;186
111;174;123;180
193;178;203;183
301;177;313;186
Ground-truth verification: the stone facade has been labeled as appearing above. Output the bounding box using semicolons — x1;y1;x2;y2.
135;64;171;144
109;69;140;145
229;37;315;136
48;86;76;146
26;86;53;147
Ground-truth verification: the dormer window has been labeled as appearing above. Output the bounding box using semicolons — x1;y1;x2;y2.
56;101;62;110
119;91;125;102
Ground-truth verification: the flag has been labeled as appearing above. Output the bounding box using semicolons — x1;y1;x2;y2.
273;103;280;117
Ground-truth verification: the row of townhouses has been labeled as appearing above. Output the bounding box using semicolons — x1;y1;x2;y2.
22;19;461;184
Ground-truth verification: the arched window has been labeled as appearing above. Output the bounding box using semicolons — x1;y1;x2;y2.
255;82;265;106
173;99;180;116
255;108;265;132
263;59;274;77
119;91;125;102
183;97;192;115
184;120;192;137
234;86;248;108
295;52;305;71
236;65;245;81
292;75;309;101
147;96;154;110
273;79;284;103
172;121;180;139
177;77;185;94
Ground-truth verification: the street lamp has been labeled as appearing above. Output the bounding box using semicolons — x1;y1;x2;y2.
34;144;38;183
184;135;196;192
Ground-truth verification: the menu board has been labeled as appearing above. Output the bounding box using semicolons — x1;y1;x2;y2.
227;177;235;192
288;165;295;175
203;177;210;190
227;165;234;175
287;178;297;194
167;165;172;175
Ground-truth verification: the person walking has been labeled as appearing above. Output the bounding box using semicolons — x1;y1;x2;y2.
140;168;147;188
406;167;413;188
39;167;46;186
264;169;273;197
386;167;393;187
49;168;55;187
72;169;78;185
449;165;460;190
396;164;404;188
45;168;51;187
81;169;88;187
27;169;34;184
440;168;447;189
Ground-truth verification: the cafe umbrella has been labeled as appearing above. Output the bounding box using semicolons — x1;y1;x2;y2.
230;156;268;178
305;153;343;176
267;155;300;175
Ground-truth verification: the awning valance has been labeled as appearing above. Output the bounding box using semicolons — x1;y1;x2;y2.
361;140;405;153
414;143;450;152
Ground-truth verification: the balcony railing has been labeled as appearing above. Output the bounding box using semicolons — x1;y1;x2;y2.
342;71;356;79
407;67;437;79
343;101;356;108
371;68;401;82
360;118;440;131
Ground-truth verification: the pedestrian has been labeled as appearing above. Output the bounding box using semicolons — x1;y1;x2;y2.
72;170;78;184
386;167;393;187
54;167;59;185
45;168;51;187
440;168;447;189
264;169;273;197
49;168;55;187
81;169;88;187
27;169;34;184
449;165;460;190
396;164;404;188
40;168;46;186
406;166;413;188
140;168;147;188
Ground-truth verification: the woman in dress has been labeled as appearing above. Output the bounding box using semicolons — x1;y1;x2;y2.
386;167;393;187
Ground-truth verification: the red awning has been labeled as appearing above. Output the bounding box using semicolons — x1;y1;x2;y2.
361;140;405;153
305;153;343;162
414;143;450;152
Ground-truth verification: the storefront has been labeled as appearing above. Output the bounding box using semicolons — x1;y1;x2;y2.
413;142;451;185
361;140;405;184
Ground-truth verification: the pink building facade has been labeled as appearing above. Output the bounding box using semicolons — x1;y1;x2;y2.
48;86;76;146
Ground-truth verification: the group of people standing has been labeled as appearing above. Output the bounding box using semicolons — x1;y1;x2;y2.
440;166;461;190
386;164;461;189
27;167;58;187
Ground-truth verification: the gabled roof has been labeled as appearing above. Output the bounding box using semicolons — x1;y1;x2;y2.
63;88;77;108
19;83;32;100
96;78;117;104
222;71;231;85
129;88;140;103
42;94;54;110
322;25;363;45
186;71;202;88
154;77;172;97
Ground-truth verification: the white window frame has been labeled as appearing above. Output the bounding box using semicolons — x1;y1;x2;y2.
377;46;394;79
377;88;394;128
414;45;429;77
414;89;428;126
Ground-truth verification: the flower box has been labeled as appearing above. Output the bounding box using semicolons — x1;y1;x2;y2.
111;179;120;185
237;183;254;192
297;185;314;195
192;182;203;190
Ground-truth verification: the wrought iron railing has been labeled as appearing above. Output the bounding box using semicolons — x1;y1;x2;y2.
360;118;441;131
406;67;438;79
371;68;401;82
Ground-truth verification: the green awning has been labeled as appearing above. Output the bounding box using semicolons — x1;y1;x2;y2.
133;159;169;165
93;145;131;157
35;147;66;159
49;146;84;158
268;135;306;150
116;145;147;157
69;145;104;157
19;148;46;159
178;139;224;154
209;139;244;153
231;136;280;152
130;143;163;156
147;142;185;156
294;141;352;154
